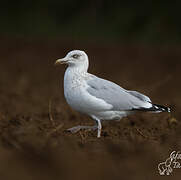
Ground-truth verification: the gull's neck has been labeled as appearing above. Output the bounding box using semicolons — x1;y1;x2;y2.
66;62;89;75
64;63;89;89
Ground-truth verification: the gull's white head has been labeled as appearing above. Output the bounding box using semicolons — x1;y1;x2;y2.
55;50;89;71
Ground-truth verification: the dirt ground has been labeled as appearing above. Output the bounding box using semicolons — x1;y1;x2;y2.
0;37;181;180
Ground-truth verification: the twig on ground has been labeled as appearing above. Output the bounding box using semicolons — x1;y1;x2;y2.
49;98;55;126
79;131;87;143
135;127;149;139
47;123;64;137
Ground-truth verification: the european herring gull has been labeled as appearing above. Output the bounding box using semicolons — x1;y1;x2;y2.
55;50;170;138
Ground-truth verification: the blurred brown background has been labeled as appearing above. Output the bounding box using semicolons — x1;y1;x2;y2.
0;1;181;180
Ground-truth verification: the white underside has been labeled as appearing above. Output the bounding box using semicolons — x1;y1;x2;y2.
90;110;132;120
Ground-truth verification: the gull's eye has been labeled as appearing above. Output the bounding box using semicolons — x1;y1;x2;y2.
72;54;79;59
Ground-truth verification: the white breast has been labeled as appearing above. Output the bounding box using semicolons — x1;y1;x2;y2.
63;67;112;115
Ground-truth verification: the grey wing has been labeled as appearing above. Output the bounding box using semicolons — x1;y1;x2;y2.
126;90;151;103
86;75;151;111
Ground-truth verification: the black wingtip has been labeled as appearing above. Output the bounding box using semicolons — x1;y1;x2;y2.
132;104;171;113
152;104;171;113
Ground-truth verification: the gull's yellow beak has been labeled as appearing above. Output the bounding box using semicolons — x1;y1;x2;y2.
54;58;68;66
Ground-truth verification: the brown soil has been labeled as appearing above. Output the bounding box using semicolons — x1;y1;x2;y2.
0;37;181;180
